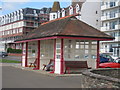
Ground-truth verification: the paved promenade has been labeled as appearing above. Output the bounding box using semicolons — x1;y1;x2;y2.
2;64;83;88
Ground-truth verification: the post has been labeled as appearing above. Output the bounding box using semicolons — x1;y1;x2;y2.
34;40;40;70
50;39;56;73
60;39;64;74
21;43;23;66
97;41;100;68
25;42;28;67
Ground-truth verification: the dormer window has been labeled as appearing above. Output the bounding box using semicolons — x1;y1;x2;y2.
62;9;65;17
69;6;73;15
76;4;80;14
53;14;55;19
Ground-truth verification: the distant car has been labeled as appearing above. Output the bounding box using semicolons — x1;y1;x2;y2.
99;59;120;68
0;52;8;58
100;54;114;63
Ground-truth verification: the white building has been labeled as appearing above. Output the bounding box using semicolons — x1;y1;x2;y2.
0;8;51;51
100;0;120;58
49;0;101;29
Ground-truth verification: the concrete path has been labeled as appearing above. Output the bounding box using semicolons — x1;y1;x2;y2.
2;66;83;88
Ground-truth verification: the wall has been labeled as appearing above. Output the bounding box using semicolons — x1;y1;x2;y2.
81;69;120;88
80;0;101;30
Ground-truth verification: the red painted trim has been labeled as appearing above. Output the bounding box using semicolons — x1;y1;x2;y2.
97;41;100;68
36;40;40;69
15;44;16;49
15;36;58;43
57;36;113;41
21;43;23;66
53;39;56;73
25;42;28;67
15;36;113;43
60;39;64;74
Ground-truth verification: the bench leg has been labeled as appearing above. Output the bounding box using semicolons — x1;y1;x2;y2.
67;67;70;74
65;67;70;74
29;63;32;67
43;65;46;70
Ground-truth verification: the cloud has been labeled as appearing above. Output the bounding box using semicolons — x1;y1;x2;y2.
2;0;31;2
2;2;27;15
2;0;71;2
2;0;103;2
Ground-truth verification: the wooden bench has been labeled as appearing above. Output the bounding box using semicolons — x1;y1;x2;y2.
29;58;37;67
64;61;91;74
43;59;54;70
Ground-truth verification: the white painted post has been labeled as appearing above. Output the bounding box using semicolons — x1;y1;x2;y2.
21;42;26;67
54;39;64;74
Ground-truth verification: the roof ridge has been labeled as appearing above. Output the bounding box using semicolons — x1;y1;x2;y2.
41;14;79;26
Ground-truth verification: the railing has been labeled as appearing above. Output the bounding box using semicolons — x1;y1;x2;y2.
101;13;120;21
101;1;119;10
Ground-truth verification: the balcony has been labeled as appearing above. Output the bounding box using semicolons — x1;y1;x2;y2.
101;27;110;32
114;36;120;42
101;5;107;10
101;13;120;21
101;2;119;10
115;13;120;18
115;24;120;29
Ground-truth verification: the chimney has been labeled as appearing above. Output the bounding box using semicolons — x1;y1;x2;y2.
51;1;61;12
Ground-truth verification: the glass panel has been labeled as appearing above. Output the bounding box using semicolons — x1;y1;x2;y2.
56;55;60;59
85;45;89;49
91;55;97;59
85;42;89;44
75;55;80;59
80;45;84;49
56;43;61;49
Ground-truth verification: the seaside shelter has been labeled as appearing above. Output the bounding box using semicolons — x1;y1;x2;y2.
15;15;114;74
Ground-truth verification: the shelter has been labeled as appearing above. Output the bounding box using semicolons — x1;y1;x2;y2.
15;15;114;74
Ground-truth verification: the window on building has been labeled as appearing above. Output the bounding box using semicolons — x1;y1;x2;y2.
69;7;73;15
109;44;113;52
109;21;117;29
13;29;16;34
96;11;98;14
19;28;23;32
110;2;115;7
53;14;55;19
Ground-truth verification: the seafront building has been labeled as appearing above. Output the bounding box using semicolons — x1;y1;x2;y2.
49;0;101;29
100;0;120;58
0;7;51;51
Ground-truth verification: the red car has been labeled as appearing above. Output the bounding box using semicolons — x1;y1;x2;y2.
99;59;120;68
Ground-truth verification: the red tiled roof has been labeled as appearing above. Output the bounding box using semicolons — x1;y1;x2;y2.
16;15;114;42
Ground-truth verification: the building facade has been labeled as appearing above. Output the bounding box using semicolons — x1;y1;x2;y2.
0;7;51;51
101;0;120;58
49;0;101;29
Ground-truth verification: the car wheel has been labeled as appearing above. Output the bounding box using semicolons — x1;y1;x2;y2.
2;55;5;58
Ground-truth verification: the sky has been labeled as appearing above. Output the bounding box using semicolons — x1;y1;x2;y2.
0;0;71;16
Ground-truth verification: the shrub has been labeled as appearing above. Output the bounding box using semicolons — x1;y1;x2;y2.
7;48;22;54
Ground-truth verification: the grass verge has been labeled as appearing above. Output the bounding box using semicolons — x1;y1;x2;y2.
0;59;21;63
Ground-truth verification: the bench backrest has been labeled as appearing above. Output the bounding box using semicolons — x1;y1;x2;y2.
65;61;88;68
34;58;37;64
48;59;54;65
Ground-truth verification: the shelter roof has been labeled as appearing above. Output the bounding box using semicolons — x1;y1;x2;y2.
16;14;114;42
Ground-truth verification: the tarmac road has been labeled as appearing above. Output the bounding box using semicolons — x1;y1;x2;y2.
2;66;82;88
2;56;21;61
